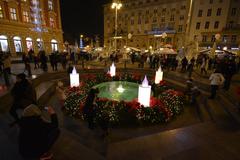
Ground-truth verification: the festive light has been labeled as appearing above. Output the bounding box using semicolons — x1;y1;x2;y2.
110;63;116;77
70;67;79;87
117;84;125;93
138;76;151;107
155;66;163;84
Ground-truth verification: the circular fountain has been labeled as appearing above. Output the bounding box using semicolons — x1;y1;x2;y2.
94;81;139;102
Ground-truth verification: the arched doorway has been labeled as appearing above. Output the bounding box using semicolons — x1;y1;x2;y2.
0;35;9;52
13;36;22;52
51;39;58;52
26;37;33;51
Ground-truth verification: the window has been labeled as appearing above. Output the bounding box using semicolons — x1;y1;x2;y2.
209;0;213;4
231;35;237;42
219;0;223;3
49;17;55;27
178;25;183;32
0;35;9;52
205;21;210;29
216;8;221;16
26;37;33;51
13;36;22;52
51;39;58;52
211;35;215;42
10;8;17;20
202;35;207;42
22;0;27;2
180;15;184;20
36;38;43;50
214;21;219;29
231;8;237;16
181;5;186;10
198;10;203;17
222;35;228;42
170;15;174;21
196;22;201;30
48;0;53;10
23;11;30;22
152;17;157;23
131;19;134;25
207;9;212;16
0;5;3;18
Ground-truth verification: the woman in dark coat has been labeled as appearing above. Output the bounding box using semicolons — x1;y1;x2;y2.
83;88;99;129
9;73;36;124
18;105;60;160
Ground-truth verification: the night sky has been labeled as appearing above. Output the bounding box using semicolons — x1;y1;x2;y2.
60;0;111;43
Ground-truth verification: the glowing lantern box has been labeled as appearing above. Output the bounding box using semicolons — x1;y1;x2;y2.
110;63;116;77
155;66;163;84
70;67;79;87
138;76;151;107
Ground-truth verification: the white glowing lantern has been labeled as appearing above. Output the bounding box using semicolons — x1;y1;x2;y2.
155;67;163;84
70;67;79;87
110;63;116;77
138;76;151;107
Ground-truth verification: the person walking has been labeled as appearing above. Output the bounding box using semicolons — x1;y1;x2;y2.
18;104;60;160
181;57;188;72
200;57;207;75
40;51;48;72
209;70;225;99
9;73;36;125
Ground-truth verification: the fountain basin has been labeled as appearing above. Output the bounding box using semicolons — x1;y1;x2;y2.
94;81;139;102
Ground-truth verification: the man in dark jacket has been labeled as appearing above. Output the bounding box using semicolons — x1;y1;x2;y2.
18;104;60;160
9;73;36;124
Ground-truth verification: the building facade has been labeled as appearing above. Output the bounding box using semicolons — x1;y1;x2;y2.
104;0;240;51
189;0;240;49
0;0;63;56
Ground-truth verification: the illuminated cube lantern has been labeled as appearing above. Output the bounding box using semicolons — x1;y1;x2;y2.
70;67;79;87
110;63;116;77
138;75;151;107
155;66;163;84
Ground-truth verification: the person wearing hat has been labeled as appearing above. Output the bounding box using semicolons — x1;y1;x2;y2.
9;73;36;125
18;104;60;160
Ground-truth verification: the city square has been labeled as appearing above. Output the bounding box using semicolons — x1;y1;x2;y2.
0;0;240;160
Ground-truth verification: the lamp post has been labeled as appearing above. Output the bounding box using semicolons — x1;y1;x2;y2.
211;33;221;58
111;1;122;53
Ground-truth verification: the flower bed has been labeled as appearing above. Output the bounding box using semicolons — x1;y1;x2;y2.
64;73;184;126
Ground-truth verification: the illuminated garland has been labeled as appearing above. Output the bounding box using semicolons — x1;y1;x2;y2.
64;73;184;126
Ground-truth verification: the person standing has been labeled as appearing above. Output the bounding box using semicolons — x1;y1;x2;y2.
83;88;99;129
18;104;60;160
181;57;188;72
40;51;48;72
3;54;11;86
223;59;236;91
209;70;225;99
9;73;36;125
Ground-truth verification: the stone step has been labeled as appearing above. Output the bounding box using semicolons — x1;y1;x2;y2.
107;122;240;160
52;129;105;160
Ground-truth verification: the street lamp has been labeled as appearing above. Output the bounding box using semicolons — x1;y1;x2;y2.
111;0;122;53
211;33;221;58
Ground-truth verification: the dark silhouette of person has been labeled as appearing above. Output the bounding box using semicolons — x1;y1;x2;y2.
9;73;36;125
83;88;99;129
18;105;60;160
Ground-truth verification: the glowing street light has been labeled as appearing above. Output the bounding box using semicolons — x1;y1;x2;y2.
111;0;122;52
138;76;151;107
